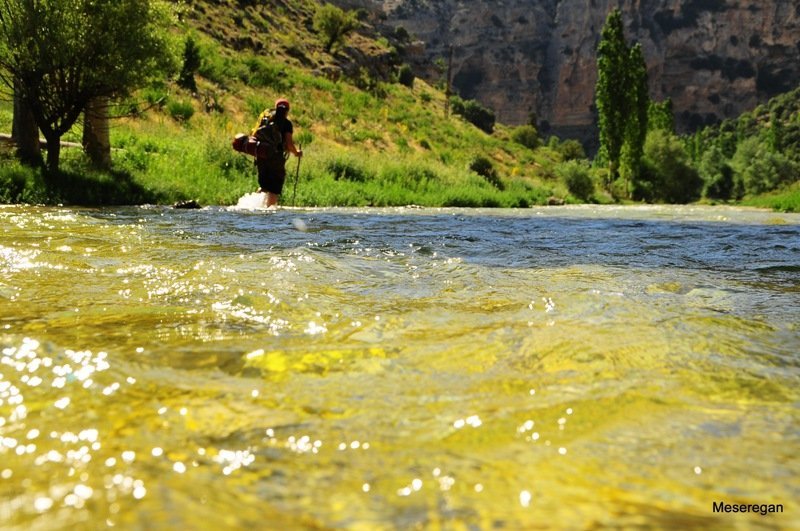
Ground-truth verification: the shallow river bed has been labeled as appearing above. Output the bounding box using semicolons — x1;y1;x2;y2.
1;204;798;529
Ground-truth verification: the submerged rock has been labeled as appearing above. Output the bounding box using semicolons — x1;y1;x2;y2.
173;199;202;209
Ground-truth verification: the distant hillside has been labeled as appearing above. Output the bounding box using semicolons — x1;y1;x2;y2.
689;86;800;164
182;0;402;88
685;85;800;206
364;0;800;145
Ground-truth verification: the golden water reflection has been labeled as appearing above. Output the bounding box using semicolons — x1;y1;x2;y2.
0;205;798;529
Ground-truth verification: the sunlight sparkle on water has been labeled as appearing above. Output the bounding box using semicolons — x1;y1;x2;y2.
0;205;797;529
453;415;482;429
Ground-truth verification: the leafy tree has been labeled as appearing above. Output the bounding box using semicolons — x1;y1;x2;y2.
686;86;800;198
313;3;358;53
700;146;734;200
596;9;652;196
595;9;629;184
556;160;594;201
732;137;797;196
0;0;176;172
556;139;586;161
620;43;648;192
637;129;703;203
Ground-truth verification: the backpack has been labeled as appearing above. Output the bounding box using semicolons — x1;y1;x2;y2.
251;109;285;160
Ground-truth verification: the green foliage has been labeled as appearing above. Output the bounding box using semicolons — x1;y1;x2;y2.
511;125;540;149
178;34;201;92
141;83;169;109
731;137;798;196
313;3;359;53
556;160;594;201
166;99;195;122
742;183;800;212
196;39;245;87
450;96;496;134
0;160;49;204
397;64;415;88
687;85;800;200
394;26;411;43
595;9;629;180
469;156;503;190
595;10;650;193
637;130;703;203
556;139;586;161
621;43;648;185
326;157;373;183
648;99;674;133
0;0;177;170
243;56;291;90
699;146;735;200
0;151;162;205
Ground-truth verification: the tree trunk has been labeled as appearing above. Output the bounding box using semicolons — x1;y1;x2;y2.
12;86;42;165
83;97;111;169
42;129;61;173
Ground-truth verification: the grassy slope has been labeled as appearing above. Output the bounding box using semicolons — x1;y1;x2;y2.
0;0;572;207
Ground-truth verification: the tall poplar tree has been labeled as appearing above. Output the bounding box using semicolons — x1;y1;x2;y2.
620;43;649;193
596;9;629;185
596;9;650;192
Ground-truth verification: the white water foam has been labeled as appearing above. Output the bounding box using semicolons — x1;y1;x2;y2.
234;192;269;210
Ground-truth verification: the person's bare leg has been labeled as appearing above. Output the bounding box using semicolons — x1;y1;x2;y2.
265;192;279;207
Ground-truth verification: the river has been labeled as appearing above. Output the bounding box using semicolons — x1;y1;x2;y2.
1;204;798;529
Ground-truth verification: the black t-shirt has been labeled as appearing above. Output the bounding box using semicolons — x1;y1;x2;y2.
275;115;293;136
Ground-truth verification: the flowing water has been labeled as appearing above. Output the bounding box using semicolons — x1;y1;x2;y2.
0;203;798;530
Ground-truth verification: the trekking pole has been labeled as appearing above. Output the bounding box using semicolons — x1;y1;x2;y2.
291;143;302;207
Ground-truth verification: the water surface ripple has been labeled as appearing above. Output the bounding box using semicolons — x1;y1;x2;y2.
0;204;798;529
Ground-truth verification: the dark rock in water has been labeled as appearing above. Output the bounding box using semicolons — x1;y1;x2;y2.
547;196;565;206
173;200;201;209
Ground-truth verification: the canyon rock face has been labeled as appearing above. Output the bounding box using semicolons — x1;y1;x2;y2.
368;0;800;144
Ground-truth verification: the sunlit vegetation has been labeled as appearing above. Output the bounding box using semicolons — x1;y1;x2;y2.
0;0;797;209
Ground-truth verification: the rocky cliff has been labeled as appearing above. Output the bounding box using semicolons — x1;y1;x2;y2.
367;0;800;143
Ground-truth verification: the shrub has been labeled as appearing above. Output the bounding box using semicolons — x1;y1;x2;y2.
167;99;194;122
397;64;415;88
313;4;358;53
732;137;798;196
556;160;594;201
469;155;503;190
511;125;540;149
557;139;586;161
636;130;703;203
244;56;290;89
394;26;410;43
326;157;373;182
178;35;200;92
699;146;735;200
451;96;495;134
141;84;169;109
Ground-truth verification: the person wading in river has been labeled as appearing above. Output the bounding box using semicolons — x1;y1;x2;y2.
250;98;302;207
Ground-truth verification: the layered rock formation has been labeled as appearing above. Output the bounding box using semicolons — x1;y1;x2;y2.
368;0;800;143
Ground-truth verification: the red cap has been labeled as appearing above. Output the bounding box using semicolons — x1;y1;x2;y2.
275;98;290;110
